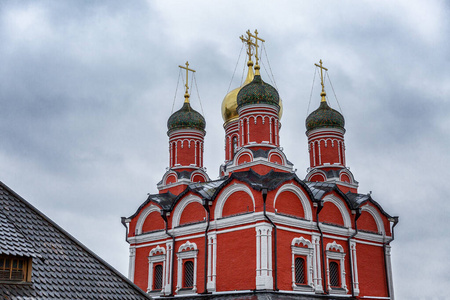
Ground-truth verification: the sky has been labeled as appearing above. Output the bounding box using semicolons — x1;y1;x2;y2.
0;1;449;299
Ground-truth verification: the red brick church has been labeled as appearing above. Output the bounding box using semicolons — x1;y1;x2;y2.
122;31;398;299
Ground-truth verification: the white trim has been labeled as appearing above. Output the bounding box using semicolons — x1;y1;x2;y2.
176;241;198;294
172;195;205;228
148;245;166;293
255;224;273;290
361;205;385;234
128;247;136;281
325;241;348;294
273;183;313;221
291;237;314;291
207;233;217;291
385;245;395;300
214;184;255;219
323;195;352;228
136;205;162;235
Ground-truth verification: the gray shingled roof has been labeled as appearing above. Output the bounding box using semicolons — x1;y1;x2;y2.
0;181;150;299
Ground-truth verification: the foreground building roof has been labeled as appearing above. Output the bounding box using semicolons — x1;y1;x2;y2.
0;181;150;299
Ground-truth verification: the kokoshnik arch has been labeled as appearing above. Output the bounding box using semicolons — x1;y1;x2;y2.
122;30;399;300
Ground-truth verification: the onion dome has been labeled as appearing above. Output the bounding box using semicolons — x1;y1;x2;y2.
222;61;255;123
305;94;345;132
167;102;206;133
237;75;280;109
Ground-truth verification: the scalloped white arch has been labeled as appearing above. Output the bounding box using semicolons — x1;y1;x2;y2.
172;194;205;228
149;245;166;256
323;195;352;228
273;183;313;221
136;204;162;234
326;241;344;252
179;240;197;252
214;183;256;219
291;236;313;248
360;204;385;234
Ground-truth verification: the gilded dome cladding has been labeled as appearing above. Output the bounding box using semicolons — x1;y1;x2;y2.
167;102;206;133
237;75;280;109
305;101;345;132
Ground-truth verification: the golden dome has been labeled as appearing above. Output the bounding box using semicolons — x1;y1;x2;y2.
221;60;283;124
222;61;255;124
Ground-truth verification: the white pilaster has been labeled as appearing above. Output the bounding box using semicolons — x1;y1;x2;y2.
128;247;136;281
385;245;394;300
207;233;217;291
255;224;273;290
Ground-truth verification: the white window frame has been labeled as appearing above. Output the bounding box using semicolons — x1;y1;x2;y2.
291;237;314;292
147;245;166;294
325;241;347;294
176;241;198;294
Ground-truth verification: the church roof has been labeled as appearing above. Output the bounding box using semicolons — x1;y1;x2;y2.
0;181;150;299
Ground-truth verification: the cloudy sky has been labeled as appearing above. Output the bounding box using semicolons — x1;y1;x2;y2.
1;1;449;299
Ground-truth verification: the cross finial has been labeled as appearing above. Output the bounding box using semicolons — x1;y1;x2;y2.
179;61;196;103
314;59;328;102
246;29;265;74
240;32;255;63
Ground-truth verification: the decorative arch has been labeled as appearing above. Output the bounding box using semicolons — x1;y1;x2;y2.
172;195;205;228
190;171;207;183
214;184;255;219
150;245;166;256
162;170;178;186
273;184;313;221
136;204;162;235
360;205;385;234
235;150;253;165
322;195;352;228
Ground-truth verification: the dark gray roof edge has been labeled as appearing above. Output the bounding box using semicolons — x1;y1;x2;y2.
0;181;151;300
363;195;396;220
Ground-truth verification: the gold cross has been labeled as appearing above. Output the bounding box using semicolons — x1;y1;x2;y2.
179;61;196;102
246;30;265;66
315;59;328;95
240;32;256;62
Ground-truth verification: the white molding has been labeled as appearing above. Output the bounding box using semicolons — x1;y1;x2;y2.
136;204;162;235
325;241;348;294
361;204;385;234
291;237;314;291
148;245;166;293
214;184;255;219
128;247;136;281
207;233;217;291
176;241;198;294
172;195;205;228
273;183;313;221
323;195;352;228
255;224;273;290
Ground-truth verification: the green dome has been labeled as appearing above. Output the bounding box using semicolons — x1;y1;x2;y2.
237;75;280;109
306;101;345;132
167;102;206;133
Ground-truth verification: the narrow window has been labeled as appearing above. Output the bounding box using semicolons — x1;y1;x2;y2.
232;136;238;157
183;261;194;288
329;261;340;287
153;264;163;290
295;257;306;285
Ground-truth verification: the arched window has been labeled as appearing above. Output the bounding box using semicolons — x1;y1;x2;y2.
183;261;194;288
329;261;340;287
153;264;163;290
295;257;306;285
232;136;238;157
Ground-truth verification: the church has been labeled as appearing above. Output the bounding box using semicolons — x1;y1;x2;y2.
122;31;398;299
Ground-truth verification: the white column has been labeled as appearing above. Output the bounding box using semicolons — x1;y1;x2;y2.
312;234;323;293
164;241;173;295
385;245;395;300
207;234;217;291
255;224;273;290
128;247;136;281
350;241;359;295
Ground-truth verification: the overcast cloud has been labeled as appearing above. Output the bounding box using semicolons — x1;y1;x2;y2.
0;1;449;299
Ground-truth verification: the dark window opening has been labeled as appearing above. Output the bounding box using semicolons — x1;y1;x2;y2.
295;257;306;285
183;261;194;288
153;264;163;290
329;261;340;287
0;256;28;282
